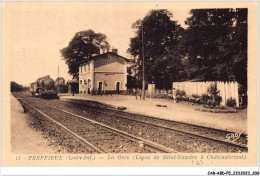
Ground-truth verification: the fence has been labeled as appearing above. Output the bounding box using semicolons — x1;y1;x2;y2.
146;89;172;98
127;88;172;99
172;81;239;106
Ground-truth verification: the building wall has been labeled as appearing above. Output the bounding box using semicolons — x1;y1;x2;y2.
79;53;128;94
94;54;125;72
79;60;94;94
94;72;126;91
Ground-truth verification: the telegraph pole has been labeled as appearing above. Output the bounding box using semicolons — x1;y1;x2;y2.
141;21;145;100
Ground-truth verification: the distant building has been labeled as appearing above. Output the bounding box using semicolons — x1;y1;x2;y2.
67;80;79;94
78;50;130;94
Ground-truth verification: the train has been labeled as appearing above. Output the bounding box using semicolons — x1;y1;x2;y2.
30;75;58;99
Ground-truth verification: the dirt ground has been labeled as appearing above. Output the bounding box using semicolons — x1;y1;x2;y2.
61;94;247;134
11;95;56;154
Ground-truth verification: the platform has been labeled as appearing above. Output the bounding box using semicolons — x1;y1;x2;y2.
11;94;56;154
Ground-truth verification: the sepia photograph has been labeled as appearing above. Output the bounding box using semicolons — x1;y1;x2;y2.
1;1;258;170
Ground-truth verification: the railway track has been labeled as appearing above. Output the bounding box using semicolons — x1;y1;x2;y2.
14;93;248;153
17;97;176;153
62;98;248;147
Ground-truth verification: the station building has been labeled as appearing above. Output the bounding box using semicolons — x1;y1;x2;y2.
78;49;130;94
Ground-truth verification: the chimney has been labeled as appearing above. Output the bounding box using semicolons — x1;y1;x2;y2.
112;49;118;55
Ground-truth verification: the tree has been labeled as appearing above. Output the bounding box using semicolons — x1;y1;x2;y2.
207;82;220;104
61;30;110;80
10;81;28;92
185;9;247;87
128;10;185;90
54;77;65;87
231;9;247;87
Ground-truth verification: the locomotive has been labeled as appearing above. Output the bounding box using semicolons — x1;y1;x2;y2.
30;75;58;99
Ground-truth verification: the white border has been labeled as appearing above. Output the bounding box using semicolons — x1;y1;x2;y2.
1;166;259;175
1;1;259;176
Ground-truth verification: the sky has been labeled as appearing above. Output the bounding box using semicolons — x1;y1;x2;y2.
4;2;191;86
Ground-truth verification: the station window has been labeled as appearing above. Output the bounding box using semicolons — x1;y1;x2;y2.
80;80;82;84
88;63;90;72
84;80;87;85
84;65;86;72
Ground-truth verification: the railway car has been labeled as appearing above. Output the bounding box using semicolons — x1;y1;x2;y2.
30;75;58;99
30;82;36;96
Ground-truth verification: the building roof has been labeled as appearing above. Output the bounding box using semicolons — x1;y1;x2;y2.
78;52;132;65
67;80;79;84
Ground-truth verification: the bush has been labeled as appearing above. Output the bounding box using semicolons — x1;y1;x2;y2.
215;96;222;105
207;83;220;104
207;83;219;96
201;94;211;104
176;89;181;96
180;90;186;97
207;100;213;106
176;89;186;97
11;81;28;92
182;96;189;101
192;94;200;99
175;90;187;101
227;98;236;107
